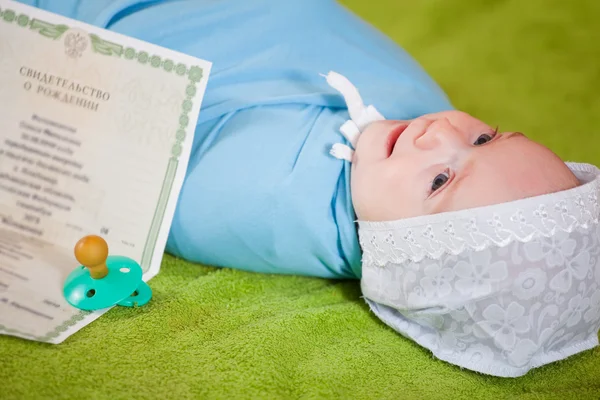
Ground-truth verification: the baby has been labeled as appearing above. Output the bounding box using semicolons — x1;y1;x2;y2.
325;74;600;377
19;0;600;378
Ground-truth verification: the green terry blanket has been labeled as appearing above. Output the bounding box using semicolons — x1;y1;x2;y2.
2;0;600;398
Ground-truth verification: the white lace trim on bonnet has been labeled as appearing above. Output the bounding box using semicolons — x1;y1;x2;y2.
358;162;600;267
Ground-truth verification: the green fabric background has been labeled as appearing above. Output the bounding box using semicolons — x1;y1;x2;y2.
2;0;599;398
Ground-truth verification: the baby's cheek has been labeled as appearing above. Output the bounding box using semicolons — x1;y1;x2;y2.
351;167;398;220
350;169;376;219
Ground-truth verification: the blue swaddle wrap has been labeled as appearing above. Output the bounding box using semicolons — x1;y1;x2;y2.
18;0;454;278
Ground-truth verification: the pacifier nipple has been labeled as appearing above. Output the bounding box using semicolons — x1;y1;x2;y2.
74;235;109;279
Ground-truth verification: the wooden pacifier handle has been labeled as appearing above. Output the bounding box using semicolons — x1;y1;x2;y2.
74;235;109;279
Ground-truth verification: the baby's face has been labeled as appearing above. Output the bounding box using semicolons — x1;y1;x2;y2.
351;110;579;221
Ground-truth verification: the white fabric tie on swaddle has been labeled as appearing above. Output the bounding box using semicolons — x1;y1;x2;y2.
323;71;386;161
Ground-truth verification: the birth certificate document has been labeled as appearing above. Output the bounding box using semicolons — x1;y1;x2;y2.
0;0;211;343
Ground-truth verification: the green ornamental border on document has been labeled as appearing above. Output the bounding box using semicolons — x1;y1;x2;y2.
0;6;204;342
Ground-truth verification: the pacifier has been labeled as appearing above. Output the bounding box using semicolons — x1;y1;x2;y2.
62;235;152;311
323;71;386;161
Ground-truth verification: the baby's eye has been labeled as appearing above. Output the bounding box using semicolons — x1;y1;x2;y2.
474;133;493;145
432;172;449;192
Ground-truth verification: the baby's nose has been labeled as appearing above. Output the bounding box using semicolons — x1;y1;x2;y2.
417;117;464;150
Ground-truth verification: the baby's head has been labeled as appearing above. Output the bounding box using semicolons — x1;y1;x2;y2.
325;72;600;377
350;110;600;378
350;110;581;221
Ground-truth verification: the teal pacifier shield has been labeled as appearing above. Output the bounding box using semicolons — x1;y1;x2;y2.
63;256;142;311
117;280;152;307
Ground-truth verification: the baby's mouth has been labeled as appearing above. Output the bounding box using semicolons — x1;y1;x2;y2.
386;123;409;157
